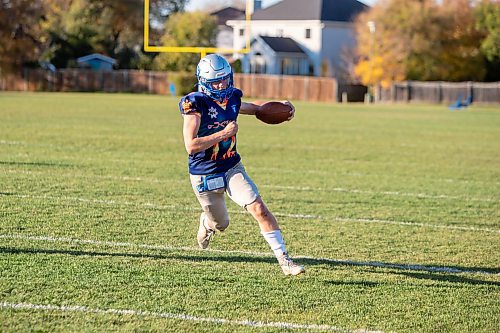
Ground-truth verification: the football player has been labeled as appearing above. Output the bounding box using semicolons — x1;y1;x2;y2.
179;54;304;276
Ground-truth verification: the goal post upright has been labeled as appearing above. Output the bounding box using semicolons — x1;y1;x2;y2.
143;0;251;58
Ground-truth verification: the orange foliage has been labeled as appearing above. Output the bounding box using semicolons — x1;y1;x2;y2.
354;0;487;85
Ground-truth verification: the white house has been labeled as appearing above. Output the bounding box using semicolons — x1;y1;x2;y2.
248;35;310;75
227;0;368;77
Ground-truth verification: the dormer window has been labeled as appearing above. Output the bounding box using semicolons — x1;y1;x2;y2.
305;28;311;39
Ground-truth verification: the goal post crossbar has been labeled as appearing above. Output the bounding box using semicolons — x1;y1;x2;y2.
143;0;252;57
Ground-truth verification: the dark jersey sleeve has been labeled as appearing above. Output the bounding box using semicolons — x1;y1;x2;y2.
179;93;204;116
232;88;243;99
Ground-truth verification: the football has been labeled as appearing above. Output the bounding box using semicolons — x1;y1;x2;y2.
255;101;292;125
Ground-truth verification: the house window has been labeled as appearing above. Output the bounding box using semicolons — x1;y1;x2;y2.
239;28;245;36
305;28;311;39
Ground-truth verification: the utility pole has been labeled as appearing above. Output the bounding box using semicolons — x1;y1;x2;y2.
367;20;376;103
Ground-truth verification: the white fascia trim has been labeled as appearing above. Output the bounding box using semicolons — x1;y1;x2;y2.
321;21;355;29
227;19;322;27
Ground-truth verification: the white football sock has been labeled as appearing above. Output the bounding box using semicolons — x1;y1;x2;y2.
262;229;287;258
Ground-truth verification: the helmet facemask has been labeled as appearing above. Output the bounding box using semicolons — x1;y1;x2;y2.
196;54;234;102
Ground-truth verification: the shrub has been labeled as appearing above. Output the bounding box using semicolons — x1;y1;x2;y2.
169;72;197;96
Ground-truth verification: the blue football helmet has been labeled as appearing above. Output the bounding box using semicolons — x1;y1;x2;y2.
196;54;234;102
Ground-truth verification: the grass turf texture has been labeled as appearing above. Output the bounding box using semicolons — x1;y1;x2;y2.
0;92;499;332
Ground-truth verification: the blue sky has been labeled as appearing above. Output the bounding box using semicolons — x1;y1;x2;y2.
187;0;377;11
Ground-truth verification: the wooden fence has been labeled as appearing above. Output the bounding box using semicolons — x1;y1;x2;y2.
2;69;498;104
0;69;169;94
379;81;500;104
233;74;336;102
0;68;338;103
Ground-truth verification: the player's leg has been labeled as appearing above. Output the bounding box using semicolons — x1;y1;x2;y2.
245;198;305;276
190;174;230;249
226;162;305;276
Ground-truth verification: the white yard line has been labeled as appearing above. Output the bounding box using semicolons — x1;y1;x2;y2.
3;168;499;201
0;234;497;276
3;193;498;234
0;140;25;145
261;185;498;203
251;167;500;186
0;302;381;332
5;194;183;210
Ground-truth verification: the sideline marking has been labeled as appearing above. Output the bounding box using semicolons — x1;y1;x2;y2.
0;234;497;275
3;193;499;234
0;302;383;332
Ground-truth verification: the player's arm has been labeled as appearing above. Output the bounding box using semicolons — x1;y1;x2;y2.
182;113;238;155
240;100;296;120
239;102;260;115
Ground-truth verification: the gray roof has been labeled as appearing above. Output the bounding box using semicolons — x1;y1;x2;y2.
252;0;368;22
258;36;306;54
210;7;245;26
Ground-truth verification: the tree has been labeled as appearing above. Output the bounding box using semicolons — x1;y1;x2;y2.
41;0;146;68
475;0;500;62
153;11;217;72
406;0;485;81
0;1;45;73
353;0;409;88
0;0;189;71
475;0;500;81
354;0;487;86
150;0;188;21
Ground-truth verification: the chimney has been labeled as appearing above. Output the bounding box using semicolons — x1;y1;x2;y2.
254;0;262;11
248;0;263;14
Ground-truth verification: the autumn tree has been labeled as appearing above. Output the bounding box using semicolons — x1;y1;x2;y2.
0;1;45;73
41;0;147;68
354;0;488;86
354;0;409;88
46;0;189;68
411;0;485;81
0;0;189;72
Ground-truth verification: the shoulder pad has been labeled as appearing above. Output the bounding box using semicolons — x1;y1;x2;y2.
179;92;205;115
233;88;243;98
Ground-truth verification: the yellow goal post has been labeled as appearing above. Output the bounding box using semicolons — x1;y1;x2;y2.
143;0;252;57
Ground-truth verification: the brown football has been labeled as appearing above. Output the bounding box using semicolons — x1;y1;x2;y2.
255;101;292;125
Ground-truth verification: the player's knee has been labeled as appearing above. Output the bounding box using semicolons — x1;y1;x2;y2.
216;219;230;232
203;205;230;232
251;201;270;220
210;215;229;232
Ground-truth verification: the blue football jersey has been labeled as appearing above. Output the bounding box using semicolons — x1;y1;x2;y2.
179;89;243;175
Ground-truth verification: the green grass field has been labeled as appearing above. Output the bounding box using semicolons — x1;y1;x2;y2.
0;92;499;332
